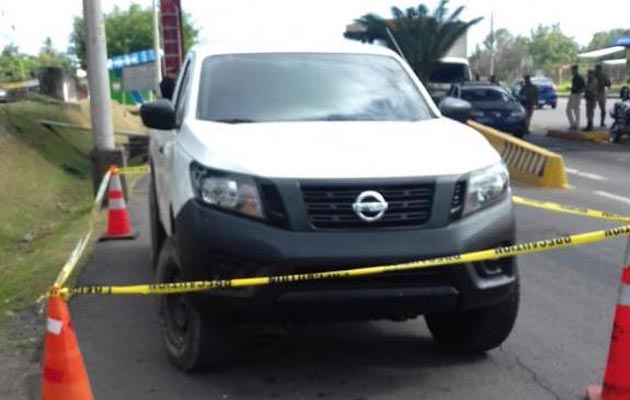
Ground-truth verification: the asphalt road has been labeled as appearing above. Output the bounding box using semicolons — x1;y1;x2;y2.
70;118;630;400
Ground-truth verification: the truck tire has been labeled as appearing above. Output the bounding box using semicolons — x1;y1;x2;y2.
425;279;519;353
149;173;165;269
155;237;235;372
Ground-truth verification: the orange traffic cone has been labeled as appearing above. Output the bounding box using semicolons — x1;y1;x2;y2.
586;265;630;400
41;293;94;400
100;166;136;241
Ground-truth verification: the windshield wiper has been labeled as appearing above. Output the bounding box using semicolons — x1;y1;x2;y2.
212;118;257;124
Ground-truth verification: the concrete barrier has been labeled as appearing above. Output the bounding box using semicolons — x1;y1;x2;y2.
468;120;569;189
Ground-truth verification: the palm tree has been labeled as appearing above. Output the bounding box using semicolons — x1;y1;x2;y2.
346;1;482;83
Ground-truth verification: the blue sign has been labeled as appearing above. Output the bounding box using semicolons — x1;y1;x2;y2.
107;49;162;70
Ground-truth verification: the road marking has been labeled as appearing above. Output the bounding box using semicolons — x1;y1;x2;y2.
594;191;630;205
578;172;606;181
565;168;607;181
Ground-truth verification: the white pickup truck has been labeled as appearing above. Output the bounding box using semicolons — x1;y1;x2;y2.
141;41;518;371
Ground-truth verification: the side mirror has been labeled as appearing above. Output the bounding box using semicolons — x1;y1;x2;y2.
140;99;176;130
439;97;472;123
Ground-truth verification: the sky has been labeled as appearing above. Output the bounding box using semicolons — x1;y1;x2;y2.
0;0;628;57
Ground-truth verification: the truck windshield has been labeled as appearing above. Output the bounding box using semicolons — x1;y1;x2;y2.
430;62;470;84
196;53;434;123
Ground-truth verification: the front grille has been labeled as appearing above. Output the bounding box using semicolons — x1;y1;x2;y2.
301;182;435;229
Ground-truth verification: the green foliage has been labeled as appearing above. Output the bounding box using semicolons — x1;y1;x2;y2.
347;1;482;82
0;100;93;317
471;29;531;82
38;37;72;72
69;3;199;69
0;38;72;84
482;28;514;52
586;29;630;51
528;24;578;77
0;46;40;83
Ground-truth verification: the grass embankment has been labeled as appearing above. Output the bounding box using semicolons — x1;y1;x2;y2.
0;98;145;320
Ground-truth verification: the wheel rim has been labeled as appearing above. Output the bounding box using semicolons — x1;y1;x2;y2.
161;262;190;353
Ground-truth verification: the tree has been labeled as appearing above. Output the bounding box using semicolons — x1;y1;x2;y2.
2;43;19;57
528;24;578;78
0;45;40;83
38;37;72;72
69;4;199;69
346;1;482;82
586;29;630;51
470;29;530;82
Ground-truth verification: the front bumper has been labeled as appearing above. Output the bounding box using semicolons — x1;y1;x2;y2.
539;96;558;106
174;196;517;321
474;117;527;134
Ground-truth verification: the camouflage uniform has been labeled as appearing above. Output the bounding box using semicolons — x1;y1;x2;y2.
519;82;538;131
595;69;611;126
584;72;598;131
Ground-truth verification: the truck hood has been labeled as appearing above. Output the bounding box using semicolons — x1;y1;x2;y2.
177;118;501;179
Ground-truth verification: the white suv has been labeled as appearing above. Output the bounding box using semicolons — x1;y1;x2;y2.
141;41;518;372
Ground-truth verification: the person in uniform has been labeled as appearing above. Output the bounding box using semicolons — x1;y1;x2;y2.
566;65;585;130
583;70;599;131
594;64;611;127
519;75;538;133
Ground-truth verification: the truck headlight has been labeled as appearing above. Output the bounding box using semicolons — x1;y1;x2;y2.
190;163;264;219
510;109;525;118
464;163;509;215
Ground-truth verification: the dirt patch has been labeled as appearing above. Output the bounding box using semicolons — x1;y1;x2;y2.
0;307;43;400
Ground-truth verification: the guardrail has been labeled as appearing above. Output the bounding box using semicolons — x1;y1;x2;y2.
468;120;569;189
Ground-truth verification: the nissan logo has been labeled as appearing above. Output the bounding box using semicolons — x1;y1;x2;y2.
352;191;389;222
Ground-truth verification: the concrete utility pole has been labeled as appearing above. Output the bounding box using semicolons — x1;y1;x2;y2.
83;0;125;193
152;0;162;98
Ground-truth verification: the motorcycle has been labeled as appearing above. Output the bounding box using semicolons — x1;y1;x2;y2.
609;86;630;144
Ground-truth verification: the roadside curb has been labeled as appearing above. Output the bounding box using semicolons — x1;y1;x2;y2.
547;129;609;144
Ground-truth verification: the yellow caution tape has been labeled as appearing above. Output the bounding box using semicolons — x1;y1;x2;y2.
513;196;630;222
94;170;112;207
59;224;630;297
40;163;630;300
117;166;151;175
45;171;112;298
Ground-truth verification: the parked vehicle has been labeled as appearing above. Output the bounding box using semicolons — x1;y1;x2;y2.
444;82;527;137
141;41;519;371
609;86;630;143
512;77;558;109
427;57;473;102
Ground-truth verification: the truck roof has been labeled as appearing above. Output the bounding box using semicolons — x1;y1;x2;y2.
190;40;399;58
